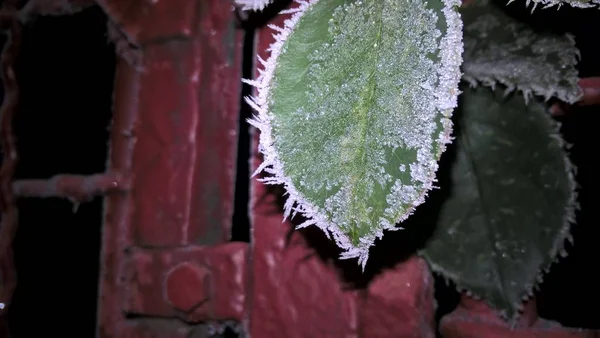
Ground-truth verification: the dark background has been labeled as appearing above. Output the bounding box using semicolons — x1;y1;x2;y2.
1;2;599;337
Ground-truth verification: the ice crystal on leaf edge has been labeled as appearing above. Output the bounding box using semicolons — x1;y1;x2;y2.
510;0;600;10
234;0;275;11
243;0;463;270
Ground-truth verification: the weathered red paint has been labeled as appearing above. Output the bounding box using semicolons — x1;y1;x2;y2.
248;175;360;337
95;0;200;46
164;262;211;313
1;2;438;336
131;41;203;246
440;294;599;338
98;56;140;338
96;0;243;336
4;1;600;338
129;29;240;246
122;243;246;322
93;0;149;46
360;256;436;338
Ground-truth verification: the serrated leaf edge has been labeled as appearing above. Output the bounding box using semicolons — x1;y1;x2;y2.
509;0;600;10
244;0;464;270
463;33;583;105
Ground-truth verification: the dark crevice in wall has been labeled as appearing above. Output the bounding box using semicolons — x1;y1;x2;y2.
230;23;255;243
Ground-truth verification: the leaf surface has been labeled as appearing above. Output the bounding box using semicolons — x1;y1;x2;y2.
421;86;576;320
246;0;463;267
462;0;582;104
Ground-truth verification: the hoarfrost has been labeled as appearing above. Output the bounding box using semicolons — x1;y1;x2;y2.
512;0;600;9
463;0;582;103
234;0;275;11
244;0;463;269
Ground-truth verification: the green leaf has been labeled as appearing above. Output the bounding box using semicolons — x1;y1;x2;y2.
462;0;582;104
245;0;463;268
421;86;577;320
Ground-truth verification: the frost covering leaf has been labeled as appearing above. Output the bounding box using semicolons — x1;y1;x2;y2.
463;0;582;104
245;0;463;268
421;86;577;320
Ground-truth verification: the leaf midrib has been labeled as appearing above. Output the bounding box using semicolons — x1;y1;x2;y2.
344;1;430;241
460;121;513;314
344;2;385;243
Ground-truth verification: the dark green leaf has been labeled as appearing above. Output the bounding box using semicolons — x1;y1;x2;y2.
462;0;582;104
421;86;576;320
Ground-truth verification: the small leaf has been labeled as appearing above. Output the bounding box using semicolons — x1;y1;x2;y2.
462;0;582;104
245;0;463;268
421;86;577;321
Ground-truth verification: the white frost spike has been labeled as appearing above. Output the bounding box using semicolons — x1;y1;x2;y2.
234;0;275;11
245;0;463;270
517;0;600;8
463;0;582;104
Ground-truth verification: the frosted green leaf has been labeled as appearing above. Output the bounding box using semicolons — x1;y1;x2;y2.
245;0;463;268
463;0;582;104
511;0;600;9
421;86;577;321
